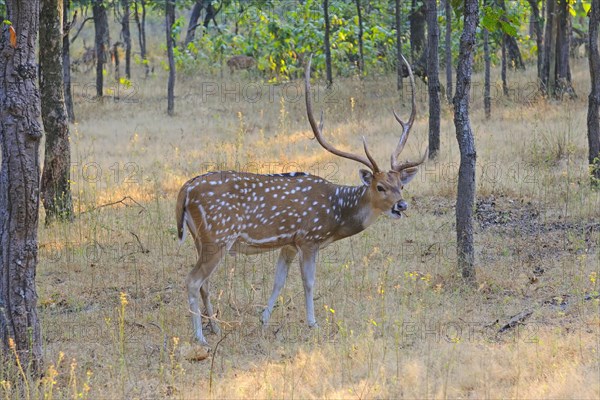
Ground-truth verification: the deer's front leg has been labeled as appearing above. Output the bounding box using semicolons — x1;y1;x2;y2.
262;246;298;325
299;245;319;327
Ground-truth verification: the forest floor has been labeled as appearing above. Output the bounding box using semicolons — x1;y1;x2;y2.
8;59;600;399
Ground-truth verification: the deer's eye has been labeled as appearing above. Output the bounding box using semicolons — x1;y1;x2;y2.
376;185;386;192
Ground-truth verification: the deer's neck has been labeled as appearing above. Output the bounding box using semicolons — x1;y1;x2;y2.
331;184;378;239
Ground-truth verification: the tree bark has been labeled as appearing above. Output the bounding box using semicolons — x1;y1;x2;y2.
121;0;131;79
588;0;600;186
166;0;176;116
62;0;74;122
0;0;44;372
527;0;544;83
133;0;148;78
542;0;556;95
555;0;576;98
185;0;203;46
483;2;491;119
501;33;508;96
396;0;403;92
324;0;333;87
505;33;525;70
445;0;453;103
355;0;364;75
92;0;109;97
40;0;74;224
453;0;478;282
427;0;440;159
410;0;426;63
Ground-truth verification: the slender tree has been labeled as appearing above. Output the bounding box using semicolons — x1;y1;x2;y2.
92;0;109;97
445;0;453;102
0;0;44;372
40;0;74;223
396;0;403;91
324;0;333;87
483;3;491;119
500;0;509;96
555;0;575;98
427;0;440;159
166;0;176;115
355;0;364;74
453;0;479;282
542;0;556;94
133;0;149;78
588;0;600;186
121;0;132;79
527;0;543;83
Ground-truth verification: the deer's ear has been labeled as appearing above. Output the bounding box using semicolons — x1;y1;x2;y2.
359;169;373;185
399;167;419;185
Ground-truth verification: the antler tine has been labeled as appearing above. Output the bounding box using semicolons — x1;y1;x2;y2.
362;136;380;172
391;54;417;169
393;146;428;172
305;55;378;172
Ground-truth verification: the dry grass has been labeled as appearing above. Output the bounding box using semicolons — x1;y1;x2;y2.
1;59;599;399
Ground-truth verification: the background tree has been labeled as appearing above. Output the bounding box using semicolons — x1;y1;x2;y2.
409;0;426;63
92;0;109;96
454;0;479;282
166;0;175;115
133;0;149;78
121;0;132;79
445;0;453;102
427;0;440;159
40;0;74;224
588;0;600;186
0;0;44;372
324;0;333;87
556;0;575;98
355;0;364;74
527;0;544;83
483;2;491;119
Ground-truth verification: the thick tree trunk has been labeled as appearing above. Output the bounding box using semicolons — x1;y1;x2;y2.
396;0;403;92
542;0;556;94
410;0;426;63
324;0;333;87
40;0;73;224
483;7;491;119
134;0;148;78
588;0;600;186
445;0;453;103
555;0;576;98
0;0;44;372
527;0;544;83
92;0;109;97
505;35;525;70
427;0;440;159
185;0;203;46
166;0;176;116
121;0;131;79
62;0;74;122
453;0;478;282
355;0;364;75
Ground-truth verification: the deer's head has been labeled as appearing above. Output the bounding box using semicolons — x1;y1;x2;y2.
305;55;426;219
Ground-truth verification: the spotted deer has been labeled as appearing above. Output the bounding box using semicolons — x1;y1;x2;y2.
226;55;256;74
176;56;426;345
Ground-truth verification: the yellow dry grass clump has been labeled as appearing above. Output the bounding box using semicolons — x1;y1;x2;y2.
2;59;598;399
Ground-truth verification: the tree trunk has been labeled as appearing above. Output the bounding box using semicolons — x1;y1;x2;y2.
427;0;440;159
134;0;148;78
501;33;508;96
121;0;131;79
483;2;491;119
588;0;600;186
92;0;109;97
555;0;576;98
62;0;74;122
527;0;544;83
166;0;176;116
355;0;364;75
505;34;525;70
445;0;453;103
324;0;333;87
40;0;74;224
185;0;203;46
396;0;403;92
542;0;556;95
410;0;426;63
0;0;44;372
453;0;478;282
